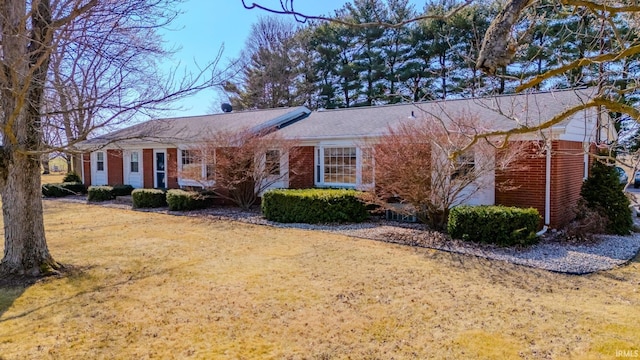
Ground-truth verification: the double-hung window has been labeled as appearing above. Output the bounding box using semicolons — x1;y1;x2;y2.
181;149;202;180
96;152;105;171
265;150;281;176
315;145;373;188
130;152;139;173
179;148;216;185
451;152;475;180
204;149;216;181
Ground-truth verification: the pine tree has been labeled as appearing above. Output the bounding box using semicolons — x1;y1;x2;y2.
580;160;632;235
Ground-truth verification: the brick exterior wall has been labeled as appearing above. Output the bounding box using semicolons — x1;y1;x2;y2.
289;146;315;189
143;149;154;188
495;141;546;226
107;149;123;185
82;153;91;185
496;140;588;229
167;148;178;189
550;140;585;228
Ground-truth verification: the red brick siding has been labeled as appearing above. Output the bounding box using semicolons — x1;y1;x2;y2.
495;141;546;225
289;146;315;189
167;148;178;189
550;140;585;228
143;149;153;188
82;153;91;185
107;150;123;185
496;140;588;229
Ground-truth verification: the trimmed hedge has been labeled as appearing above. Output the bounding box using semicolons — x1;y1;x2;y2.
447;205;541;247
262;188;369;224
42;182;87;197
88;186;115;202
112;184;134;197
166;189;210;211
132;188;167;208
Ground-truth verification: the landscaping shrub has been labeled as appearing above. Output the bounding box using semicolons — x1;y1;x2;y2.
166;189;210;211
88;186;115;202
42;182;87;197
62;172;82;183
580;160;632;235
132;188;167;208
262;189;369;223
564;199;609;241
447;205;541;246
112;184;134;197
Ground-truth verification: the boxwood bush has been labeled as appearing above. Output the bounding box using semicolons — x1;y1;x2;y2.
42;182;87;197
166;189;210;211
262;188;369;224
112;184;134;197
132;188;167;208
88;186;115;202
447;205;541;247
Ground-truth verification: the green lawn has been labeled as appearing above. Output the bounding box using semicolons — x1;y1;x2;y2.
0;200;639;359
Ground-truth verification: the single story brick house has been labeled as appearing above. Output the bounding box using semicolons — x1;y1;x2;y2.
78;88;614;229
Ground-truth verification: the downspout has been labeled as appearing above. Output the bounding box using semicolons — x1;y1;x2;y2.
537;139;552;236
80;153;86;185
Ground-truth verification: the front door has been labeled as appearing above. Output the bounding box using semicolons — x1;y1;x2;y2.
154;150;166;188
91;151;107;185
124;150;143;188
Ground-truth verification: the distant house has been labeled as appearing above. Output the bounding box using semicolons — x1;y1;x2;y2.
78;88;615;229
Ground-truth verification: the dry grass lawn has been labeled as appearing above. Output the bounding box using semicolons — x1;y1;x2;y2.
41;173;67;184
0;200;639;359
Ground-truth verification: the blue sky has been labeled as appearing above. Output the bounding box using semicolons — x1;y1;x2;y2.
159;0;356;117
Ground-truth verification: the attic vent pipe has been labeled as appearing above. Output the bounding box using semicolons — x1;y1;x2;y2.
408;111;416;119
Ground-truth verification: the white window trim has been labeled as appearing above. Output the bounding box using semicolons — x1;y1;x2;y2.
177;147;215;188
258;148;289;191
314;144;374;189
264;149;282;177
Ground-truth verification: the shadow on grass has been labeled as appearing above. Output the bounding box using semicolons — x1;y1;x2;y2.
0;263;176;323
0;274;40;320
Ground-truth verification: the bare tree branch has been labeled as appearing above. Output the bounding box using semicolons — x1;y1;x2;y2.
240;0;474;28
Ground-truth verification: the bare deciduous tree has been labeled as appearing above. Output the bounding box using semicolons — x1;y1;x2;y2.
179;128;302;209
0;0;223;279
363;113;526;230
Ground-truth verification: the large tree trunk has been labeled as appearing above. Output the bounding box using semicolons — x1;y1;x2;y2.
0;154;58;276
0;0;59;277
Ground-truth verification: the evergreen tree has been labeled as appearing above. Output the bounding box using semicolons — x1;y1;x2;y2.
580;160;632;235
380;0;416;103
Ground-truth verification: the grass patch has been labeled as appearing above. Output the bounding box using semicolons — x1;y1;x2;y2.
0;201;639;359
41;173;67;185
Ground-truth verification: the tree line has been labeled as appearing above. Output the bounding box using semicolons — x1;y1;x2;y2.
224;0;639;111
